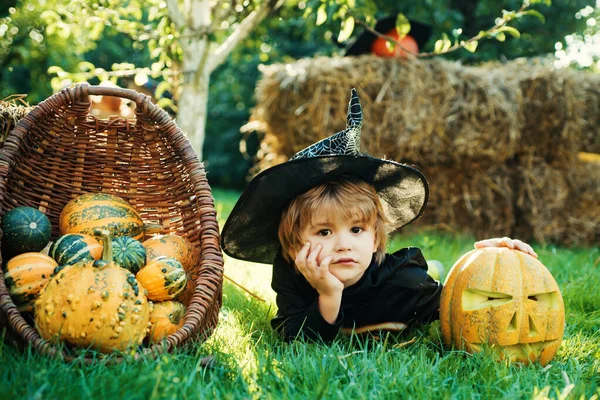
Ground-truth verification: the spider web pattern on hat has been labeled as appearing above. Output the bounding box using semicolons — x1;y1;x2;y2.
290;88;362;160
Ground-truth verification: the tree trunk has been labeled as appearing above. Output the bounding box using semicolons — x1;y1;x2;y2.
166;0;282;160
177;71;209;161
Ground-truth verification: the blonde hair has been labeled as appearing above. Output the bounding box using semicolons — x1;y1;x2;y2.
278;177;391;266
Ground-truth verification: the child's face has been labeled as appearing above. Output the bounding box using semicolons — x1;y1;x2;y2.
299;212;378;287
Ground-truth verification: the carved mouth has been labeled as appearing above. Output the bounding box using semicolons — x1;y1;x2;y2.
467;340;559;363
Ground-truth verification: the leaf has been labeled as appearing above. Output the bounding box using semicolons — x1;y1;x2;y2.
494;32;506;42
155;81;171;99
77;61;96;72
497;26;521;38
316;4;327;26
157;97;176;112
434;33;452;53
47;66;64;75
462;40;478;53
385;40;395;53
337;16;355;43
395;13;411;39
521;9;546;23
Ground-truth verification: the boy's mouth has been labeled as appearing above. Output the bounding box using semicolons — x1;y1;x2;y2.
334;258;356;264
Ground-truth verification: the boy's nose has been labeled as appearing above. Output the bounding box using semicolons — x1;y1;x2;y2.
334;234;352;252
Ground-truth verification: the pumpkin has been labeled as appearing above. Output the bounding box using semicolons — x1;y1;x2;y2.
136;257;187;301
143;235;200;305
59;192;161;240
440;247;565;366
1;206;52;260
111;236;146;273
35;232;150;353
147;301;186;343
49;233;102;266
4;252;58;312
371;30;419;58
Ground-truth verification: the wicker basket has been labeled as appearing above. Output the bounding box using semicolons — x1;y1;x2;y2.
0;83;224;362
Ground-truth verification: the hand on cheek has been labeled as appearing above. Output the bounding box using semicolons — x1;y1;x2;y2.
474;237;538;258
295;242;344;296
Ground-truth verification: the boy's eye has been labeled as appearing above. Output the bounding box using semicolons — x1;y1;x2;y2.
318;229;331;236
351;227;363;234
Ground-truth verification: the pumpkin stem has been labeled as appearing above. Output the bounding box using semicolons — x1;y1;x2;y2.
98;230;113;262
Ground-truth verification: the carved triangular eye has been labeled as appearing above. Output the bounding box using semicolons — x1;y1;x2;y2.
462;289;513;311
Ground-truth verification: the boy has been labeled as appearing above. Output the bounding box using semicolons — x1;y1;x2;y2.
221;89;536;342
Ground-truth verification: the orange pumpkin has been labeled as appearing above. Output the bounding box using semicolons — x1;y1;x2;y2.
4;252;58;312
147;301;186;343
136;256;187;301
142;235;200;305
440;247;565;366
371;29;419;57
59;193;161;240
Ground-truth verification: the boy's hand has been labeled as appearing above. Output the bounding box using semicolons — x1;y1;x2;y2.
474;237;538;258
295;242;344;296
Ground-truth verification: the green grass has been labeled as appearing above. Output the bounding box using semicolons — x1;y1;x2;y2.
1;187;599;399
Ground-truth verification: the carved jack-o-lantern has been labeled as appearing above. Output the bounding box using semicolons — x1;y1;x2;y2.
440;248;564;366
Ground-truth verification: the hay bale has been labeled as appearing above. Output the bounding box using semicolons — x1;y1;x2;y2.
496;60;586;164
411;162;514;239
578;73;600;154
513;152;600;246
0;97;32;144
249;56;520;172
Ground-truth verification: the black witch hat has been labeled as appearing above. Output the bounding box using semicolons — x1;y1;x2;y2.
221;89;429;264
340;15;432;56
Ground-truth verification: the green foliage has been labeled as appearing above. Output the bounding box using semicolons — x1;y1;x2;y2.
0;0;594;188
1;190;599;398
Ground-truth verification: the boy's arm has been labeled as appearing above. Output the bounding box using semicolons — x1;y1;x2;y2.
271;254;344;342
294;242;344;324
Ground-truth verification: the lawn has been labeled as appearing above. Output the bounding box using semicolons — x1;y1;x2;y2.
1;188;599;399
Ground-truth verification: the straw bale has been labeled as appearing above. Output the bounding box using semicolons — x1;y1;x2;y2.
494;60;586;163
513;152;600;246
410;162;514;239
578;73;600;154
0;99;32;144
249;56;520;173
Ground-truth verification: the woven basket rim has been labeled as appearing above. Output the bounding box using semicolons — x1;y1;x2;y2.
0;83;224;362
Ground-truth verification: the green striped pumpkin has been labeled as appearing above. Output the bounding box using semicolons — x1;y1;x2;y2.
136;257;187;301
111;236;146;273
59;193;161;240
1;206;52;260
49;233;102;265
4;252;58;312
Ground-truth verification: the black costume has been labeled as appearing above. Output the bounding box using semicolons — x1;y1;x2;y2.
271;247;442;342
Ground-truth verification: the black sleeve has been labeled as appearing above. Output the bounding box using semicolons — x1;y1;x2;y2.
270;254;343;342
390;247;443;323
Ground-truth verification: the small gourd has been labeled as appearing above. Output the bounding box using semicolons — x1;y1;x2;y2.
147;301;186;343
143;234;199;305
59;192;161;240
136;257;187;301
111;236;146;273
4;252;58;312
1;206;52;260
49;233;102;265
35;232;150;353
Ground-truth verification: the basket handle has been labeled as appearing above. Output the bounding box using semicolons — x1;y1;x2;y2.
83;83;168;120
86;85;148;105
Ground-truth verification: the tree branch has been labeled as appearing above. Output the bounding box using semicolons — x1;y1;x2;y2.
207;0;282;73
